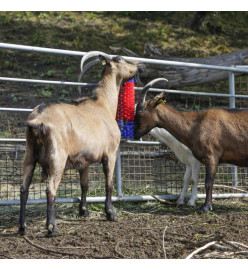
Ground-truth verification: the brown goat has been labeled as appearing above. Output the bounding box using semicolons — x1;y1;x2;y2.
134;78;248;213
19;51;141;236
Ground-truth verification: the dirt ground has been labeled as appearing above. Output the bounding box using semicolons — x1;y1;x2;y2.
0;198;248;259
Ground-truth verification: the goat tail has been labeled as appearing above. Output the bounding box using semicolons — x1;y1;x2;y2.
26;120;48;137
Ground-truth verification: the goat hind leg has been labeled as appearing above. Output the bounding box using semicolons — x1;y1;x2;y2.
46;171;63;237
46;187;58;237
187;162;201;207
41;167;48;182
177;166;191;206
102;155;117;221
79;166;90;217
19;159;36;235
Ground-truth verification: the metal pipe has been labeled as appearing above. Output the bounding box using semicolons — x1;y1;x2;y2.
137;87;248;99
124;56;248;73
4;82;248;113
1;80;248;99
0;138;26;142
1;42;248;73
0;42;86;56
0;76;95;87
0;138;164;145
1;193;248;206
229;71;236;108
125;140;163;145
229;70;238;187
0;198;80;206
0;107;33;112
115;146;122;197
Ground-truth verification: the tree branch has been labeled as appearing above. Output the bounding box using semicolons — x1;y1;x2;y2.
186;241;217;259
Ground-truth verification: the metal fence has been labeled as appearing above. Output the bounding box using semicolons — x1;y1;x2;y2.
1;42;248;205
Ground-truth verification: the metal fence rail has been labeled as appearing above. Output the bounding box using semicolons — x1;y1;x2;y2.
1;42;248;73
1;42;248;205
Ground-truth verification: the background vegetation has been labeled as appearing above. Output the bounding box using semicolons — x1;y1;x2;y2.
0;11;248;107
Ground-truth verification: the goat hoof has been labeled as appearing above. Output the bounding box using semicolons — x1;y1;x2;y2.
199;203;212;213
187;201;196;207
106;209;117;221
19;225;28;235
47;225;59;237
176;199;185;206
79;207;89;218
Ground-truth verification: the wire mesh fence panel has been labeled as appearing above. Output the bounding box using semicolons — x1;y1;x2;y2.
1;140;248;203
0;141;108;201
0;111;29;139
119;142;185;196
202;165;248;194
120;143;248;197
0;142;24;200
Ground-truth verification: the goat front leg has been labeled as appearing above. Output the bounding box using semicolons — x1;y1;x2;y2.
19;158;36;235
79;167;90;217
102;155;117;221
200;160;218;213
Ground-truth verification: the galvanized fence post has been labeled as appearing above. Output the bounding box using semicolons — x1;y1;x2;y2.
229;68;238;187
115;145;122;197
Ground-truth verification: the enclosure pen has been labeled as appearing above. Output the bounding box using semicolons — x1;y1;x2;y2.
1;43;248;206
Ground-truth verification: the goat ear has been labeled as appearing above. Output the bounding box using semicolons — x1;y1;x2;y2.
153;92;167;108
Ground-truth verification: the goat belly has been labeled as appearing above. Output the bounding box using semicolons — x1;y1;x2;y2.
219;158;248;167
220;150;248;167
65;152;97;170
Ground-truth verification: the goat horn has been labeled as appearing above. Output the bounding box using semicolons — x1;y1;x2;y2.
138;78;168;104
80;51;112;71
78;58;101;94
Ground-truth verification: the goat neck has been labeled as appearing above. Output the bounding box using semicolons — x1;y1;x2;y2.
97;70;122;116
156;104;197;148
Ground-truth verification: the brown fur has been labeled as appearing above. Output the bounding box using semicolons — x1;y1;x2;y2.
134;95;248;213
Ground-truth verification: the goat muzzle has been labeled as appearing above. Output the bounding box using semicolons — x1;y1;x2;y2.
137;62;146;74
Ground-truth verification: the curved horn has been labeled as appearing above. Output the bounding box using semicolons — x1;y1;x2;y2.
78;58;101;94
80;51;112;71
138;78;168;104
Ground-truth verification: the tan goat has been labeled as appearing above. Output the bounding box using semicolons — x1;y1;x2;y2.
134;78;248;213
19;51;141;236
